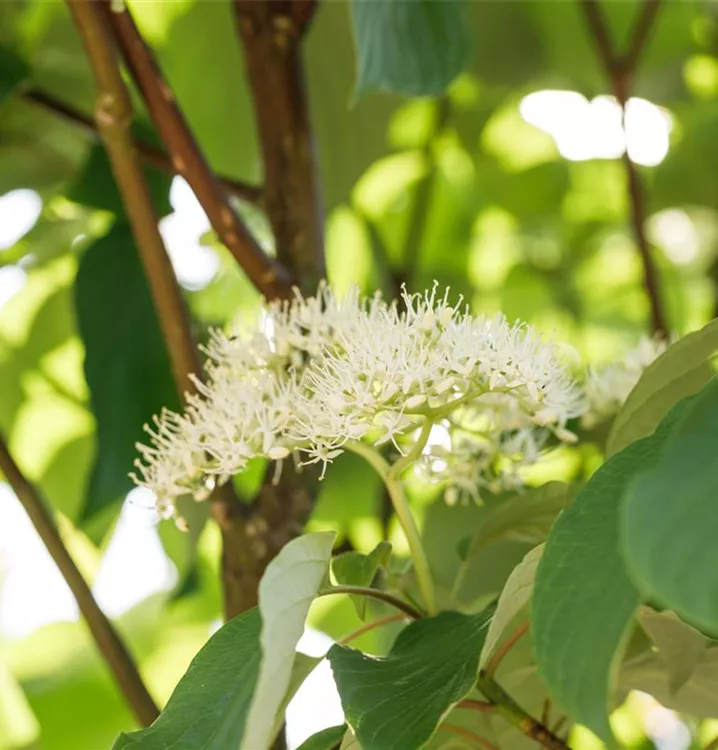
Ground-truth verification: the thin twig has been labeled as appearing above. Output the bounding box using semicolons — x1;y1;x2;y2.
486;621;530;677
478;672;571;750
66;0;200;395
578;0;667;336
233;0;325;292
340;613;409;645
457;699;495;713
319;585;423;620
440;723;500;750
100;1;293;300
623;0;662;76
23;88;263;205
0;435;159;727
704;735;718;750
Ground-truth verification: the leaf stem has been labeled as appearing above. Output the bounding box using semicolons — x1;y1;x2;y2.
345;441;437;614
486;620;530;677
319;585;423;620
388;417;433;478
339;613;410;645
478;672;571;750
0;434;159;727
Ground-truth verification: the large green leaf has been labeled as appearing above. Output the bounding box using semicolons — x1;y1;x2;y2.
113;608;262;750
351;0;470;97
75;224;180;526
622;377;718;633
607;319;718;456
532;433;672;741
328;608;492;750
242;532;337;750
68;144;172;218
479;544;543;670
467;483;573;557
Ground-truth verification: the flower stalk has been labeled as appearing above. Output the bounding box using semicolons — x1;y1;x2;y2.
346;440;437;615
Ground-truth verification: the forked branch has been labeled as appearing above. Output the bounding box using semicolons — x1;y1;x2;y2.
100;1;294;300
23;88;263;205
579;0;667;336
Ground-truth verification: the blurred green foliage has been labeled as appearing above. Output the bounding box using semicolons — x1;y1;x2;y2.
1;0;718;747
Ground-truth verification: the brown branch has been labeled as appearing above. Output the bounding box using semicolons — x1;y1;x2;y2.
66;0;200;396
579;0;667;336
440;723;500;750
99;1;293;300
486;620;530;677
23;88;263;206
0;434;158;727
478;672;571;750
66;0;250;622
704;735;718;750
233;0;325;293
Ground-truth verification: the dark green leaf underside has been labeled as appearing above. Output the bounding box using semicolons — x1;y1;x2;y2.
328;608;492;750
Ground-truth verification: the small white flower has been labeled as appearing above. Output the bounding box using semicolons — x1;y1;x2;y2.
583;334;670;426
132;282;587;513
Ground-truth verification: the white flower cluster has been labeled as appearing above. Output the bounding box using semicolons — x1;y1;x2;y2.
582;335;669;427
133;284;586;519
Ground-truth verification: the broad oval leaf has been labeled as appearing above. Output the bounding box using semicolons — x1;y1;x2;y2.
468;482;573;557
75;225;180;531
622;377;718;633
113;607;262;750
607;319;718;456
479;544;543;669
533;435;669;742
242;531;337;750
351;0;471;97
328;608;493;750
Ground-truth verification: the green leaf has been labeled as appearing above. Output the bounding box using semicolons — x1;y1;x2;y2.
607;319;718;456
242;532;337;750
467;482;574;557
0;660;39;750
68;144;172;217
297;725;347;750
75;224;179;526
328;608;492;750
533;433;672;742
332;541;392;619
113;608;262;750
0;45;28;106
479;544;543;670
637;607;710;695
622;377;718;633
351;0;471;97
